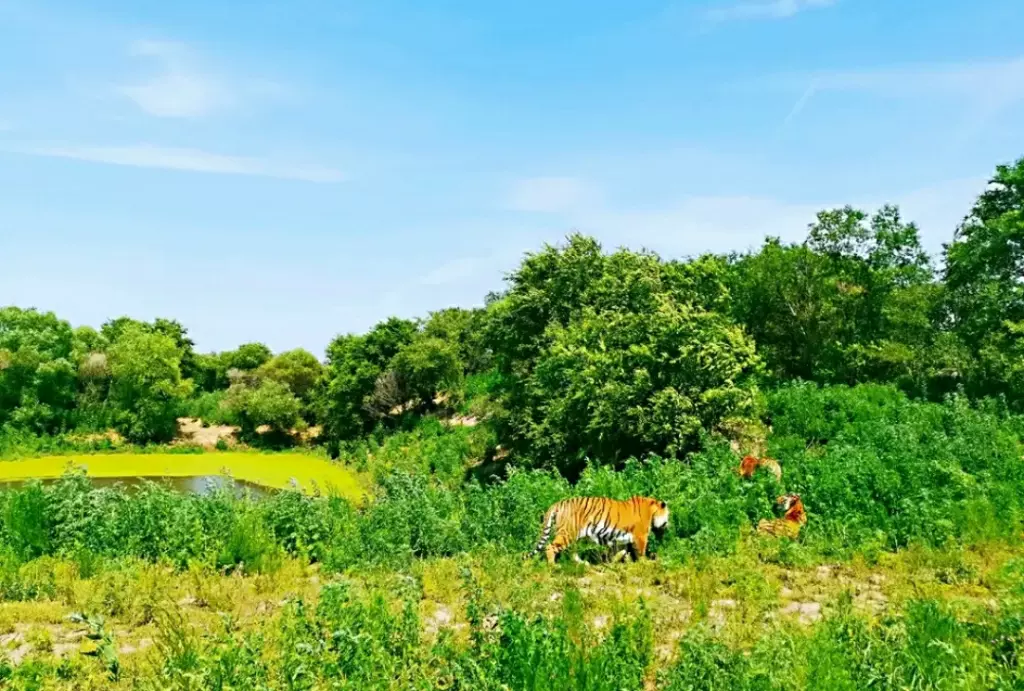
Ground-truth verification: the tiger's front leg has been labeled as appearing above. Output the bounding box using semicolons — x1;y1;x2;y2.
633;532;648;560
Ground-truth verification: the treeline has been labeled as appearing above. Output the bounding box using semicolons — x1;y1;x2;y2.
2;156;1023;471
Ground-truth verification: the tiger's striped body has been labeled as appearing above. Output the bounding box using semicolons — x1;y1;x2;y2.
757;494;806;539
529;496;670;564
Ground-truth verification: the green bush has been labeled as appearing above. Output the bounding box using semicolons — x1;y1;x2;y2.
485;234;761;474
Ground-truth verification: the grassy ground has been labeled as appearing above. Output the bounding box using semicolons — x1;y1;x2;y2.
0;452;367;501
1;539;1021;688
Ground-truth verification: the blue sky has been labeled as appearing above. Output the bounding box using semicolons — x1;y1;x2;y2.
2;0;1023;354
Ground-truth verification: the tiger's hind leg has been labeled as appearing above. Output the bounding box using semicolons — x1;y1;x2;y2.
546;533;572;564
611;549;629;563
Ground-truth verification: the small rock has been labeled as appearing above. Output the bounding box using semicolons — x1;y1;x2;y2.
0;632;23;647
549;592;563;602
780;601;822;624
119;638;153;655
780;587;794;598
8;644;32;665
708;599;737;631
815;566;833;581
593;615;609;630
869;574;885;586
432;605;453;627
52;643;78;657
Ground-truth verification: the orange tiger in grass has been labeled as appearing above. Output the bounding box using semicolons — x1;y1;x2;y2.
757;494;806;539
528;496;670;564
739;454;782;483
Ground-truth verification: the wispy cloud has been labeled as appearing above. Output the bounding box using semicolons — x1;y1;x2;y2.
506;176;594;213
704;0;836;23
18;143;344;183
773;57;1024;133
115;40;283;118
780;81;817;127
798;57;1024;100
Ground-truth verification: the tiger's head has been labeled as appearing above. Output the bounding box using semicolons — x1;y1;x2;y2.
646;497;670;534
776;494;806;524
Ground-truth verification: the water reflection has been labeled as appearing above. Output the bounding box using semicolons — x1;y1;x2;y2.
0;474;273;497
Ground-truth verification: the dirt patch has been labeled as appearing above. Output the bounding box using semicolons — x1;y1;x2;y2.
177;417;238;448
446;415;478;427
779;601;822;624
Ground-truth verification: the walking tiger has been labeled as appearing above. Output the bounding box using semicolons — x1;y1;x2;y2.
528;496;670;564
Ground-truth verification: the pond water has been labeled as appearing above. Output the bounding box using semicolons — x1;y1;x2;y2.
0;474;273;497
0;452;366;502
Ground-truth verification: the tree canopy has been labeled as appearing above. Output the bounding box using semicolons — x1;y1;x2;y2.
4;154;1024;462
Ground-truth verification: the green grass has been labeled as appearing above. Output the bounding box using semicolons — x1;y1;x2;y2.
0;543;1022;689
2;382;1024;686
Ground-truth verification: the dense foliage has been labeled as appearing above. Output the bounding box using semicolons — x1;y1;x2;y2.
5;155;1024;469
1;385;1021;573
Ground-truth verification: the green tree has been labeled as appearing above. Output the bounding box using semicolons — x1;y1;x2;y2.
0;307;77;433
423;307;491;373
944;156;1024;404
256;349;323;401
192;352;229;393
100;317;199;382
226;343;273;371
225;379;302;439
152;318;198;380
486;234;760;471
320;318;418;446
390;336;465;410
727;205;940;390
106;324;192;443
526;304;759;474
191;343;274;393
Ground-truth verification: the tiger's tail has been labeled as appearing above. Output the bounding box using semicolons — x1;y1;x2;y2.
526;504;559;559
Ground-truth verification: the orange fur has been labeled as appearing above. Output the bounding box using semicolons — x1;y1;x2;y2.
739;455;782;483
529;496;670;564
757;494;806;539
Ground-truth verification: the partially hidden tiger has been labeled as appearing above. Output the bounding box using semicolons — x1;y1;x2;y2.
757;494;807;539
528;496;670;564
739;454;782;483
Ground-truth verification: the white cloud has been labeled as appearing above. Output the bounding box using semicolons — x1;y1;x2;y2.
506;177;594;213
119;71;229;119
771;56;1024;137
116;39;265;118
704;0;836;23
20;143;345;183
799;57;1024;102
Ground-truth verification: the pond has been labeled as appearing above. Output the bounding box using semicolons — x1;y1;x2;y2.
0;452;367;502
0;474;273;497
